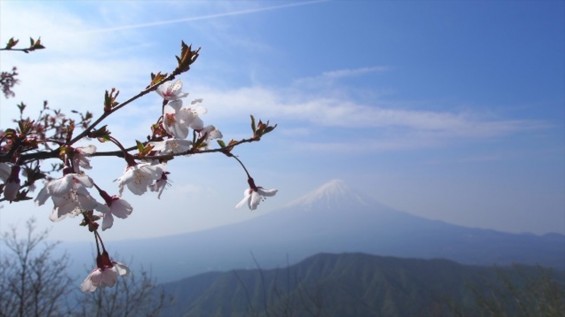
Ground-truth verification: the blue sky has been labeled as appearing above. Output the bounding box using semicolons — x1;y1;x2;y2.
0;0;563;241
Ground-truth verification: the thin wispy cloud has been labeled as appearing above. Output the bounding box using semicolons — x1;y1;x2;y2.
77;0;329;34
321;66;391;79
196;84;546;140
293;66;391;88
295;136;440;153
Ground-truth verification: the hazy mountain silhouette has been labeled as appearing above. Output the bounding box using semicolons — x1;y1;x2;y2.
62;179;565;283
158;252;565;317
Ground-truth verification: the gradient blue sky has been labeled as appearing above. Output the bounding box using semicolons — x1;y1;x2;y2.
1;0;563;241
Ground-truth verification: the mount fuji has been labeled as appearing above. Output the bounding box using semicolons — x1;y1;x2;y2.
71;179;565;282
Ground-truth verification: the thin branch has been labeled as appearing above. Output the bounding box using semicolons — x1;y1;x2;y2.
68;74;177;146
9;135;260;163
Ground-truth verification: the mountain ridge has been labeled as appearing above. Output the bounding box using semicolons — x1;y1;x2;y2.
158;252;565;317
61;179;565;283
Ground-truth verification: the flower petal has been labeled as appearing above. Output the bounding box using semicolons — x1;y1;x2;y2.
235;190;251;209
168;99;183;111
249;191;261;210
257;188;278;197
46;175;73;195
235;196;249;209
74;174;94;188
34;186;49;206
127;181;148;195
112;262;130;276
111;199;133;219
80;270;98;292
189;116;204;131
50;198;78;221
77;194;99;211
102;212;114;231
99;269;118;287
79;144;97;155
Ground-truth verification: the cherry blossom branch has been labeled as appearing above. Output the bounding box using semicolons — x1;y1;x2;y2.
6;131;264;165
0;42;201;166
69;73;185;146
68;43;199;146
131;136;264;159
1;36;278;292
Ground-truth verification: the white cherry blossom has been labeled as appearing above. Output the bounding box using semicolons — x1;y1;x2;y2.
236;186;278;210
163;104;189;139
162;103;205;139
48;186;102;222
80;252;129;292
34;173;102;221
46;173;94;195
199;125;222;140
150;139;192;154
72;144;96;173
116;163;164;195
156;79;188;101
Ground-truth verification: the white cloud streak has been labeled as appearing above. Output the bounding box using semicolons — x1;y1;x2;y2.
196;84;546;141
75;0;329;34
292;66;391;89
321;66;391;79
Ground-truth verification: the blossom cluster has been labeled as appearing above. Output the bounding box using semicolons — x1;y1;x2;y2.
0;39;278;292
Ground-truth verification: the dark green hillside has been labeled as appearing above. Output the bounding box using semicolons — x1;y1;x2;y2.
159;253;565;317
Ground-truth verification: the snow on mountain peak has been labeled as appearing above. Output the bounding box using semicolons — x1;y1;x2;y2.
287;179;372;210
311;179;348;198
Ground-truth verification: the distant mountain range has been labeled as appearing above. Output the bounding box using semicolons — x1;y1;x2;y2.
158;252;565;317
62;179;565;283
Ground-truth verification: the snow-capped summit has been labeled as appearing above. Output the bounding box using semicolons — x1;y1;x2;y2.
287;179;372;211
